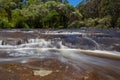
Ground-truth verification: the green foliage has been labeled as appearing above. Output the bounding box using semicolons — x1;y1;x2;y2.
85;18;97;27
12;9;29;28
77;0;120;28
0;0;119;29
116;17;120;28
97;15;112;28
42;10;60;28
0;18;13;28
68;21;85;28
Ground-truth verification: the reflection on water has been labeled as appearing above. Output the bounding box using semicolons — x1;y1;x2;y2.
0;29;120;80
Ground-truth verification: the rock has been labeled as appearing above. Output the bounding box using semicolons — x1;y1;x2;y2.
1;38;20;45
33;69;53;77
111;44;120;51
1;38;28;45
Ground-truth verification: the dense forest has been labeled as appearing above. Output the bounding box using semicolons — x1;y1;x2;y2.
0;0;120;29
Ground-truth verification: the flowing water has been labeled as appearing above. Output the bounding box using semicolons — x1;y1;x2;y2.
0;29;120;80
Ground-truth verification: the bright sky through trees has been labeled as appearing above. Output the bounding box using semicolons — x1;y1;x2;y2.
68;0;82;6
22;0;82;7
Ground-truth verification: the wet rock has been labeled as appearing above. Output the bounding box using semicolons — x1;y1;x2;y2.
1;38;28;45
1;38;20;45
0;32;27;38
111;44;120;52
91;33;113;38
17;39;28;45
0;29;119;80
0;59;84;80
63;36;99;50
33;69;53;77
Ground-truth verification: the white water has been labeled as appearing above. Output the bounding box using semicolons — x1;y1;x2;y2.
0;36;119;80
0;30;119;80
42;31;83;35
0;31;120;80
0;38;119;60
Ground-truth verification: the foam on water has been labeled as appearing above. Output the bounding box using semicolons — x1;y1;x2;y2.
42;31;84;35
0;30;119;80
0;38;119;59
0;37;119;80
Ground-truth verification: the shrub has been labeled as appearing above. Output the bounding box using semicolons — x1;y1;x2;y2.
68;21;85;28
0;18;13;29
98;15;112;28
116;17;120;28
85;18;98;27
12;9;29;28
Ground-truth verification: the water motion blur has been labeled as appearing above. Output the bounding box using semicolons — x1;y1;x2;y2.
0;29;119;80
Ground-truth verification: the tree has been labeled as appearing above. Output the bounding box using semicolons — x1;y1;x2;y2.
0;0;16;21
77;0;120;28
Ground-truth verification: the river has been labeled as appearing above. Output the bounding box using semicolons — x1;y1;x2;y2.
0;29;120;80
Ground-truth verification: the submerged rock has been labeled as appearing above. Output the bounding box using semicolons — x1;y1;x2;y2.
33;69;53;77
1;38;28;45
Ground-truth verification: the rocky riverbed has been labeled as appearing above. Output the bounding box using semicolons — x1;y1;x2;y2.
0;29;120;80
